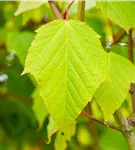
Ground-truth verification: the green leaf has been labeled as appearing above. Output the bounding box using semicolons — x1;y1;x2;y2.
23;20;108;130
96;1;135;31
32;89;48;129
22;8;44;25
95;52;135;121
15;1;46;16
54;122;76;150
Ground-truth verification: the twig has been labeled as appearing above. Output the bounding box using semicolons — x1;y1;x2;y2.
48;1;63;19
128;29;135;113
128;29;133;62
64;0;75;20
108;19;126;46
82;111;122;132
77;1;85;21
0;93;33;106
107;28;126;51
110;28;126;46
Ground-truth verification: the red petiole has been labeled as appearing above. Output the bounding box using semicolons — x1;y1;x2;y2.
64;0;75;21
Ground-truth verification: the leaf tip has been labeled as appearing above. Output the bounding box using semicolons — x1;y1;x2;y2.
21;70;26;76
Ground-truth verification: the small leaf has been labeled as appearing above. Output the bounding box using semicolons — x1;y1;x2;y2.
95;52;135;121
54;122;76;150
23;20;108;130
97;1;135;31
15;1;46;16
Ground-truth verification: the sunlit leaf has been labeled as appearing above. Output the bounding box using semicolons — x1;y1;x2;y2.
15;1;46;16
96;1;135;31
23;20;108;130
95;52;135;120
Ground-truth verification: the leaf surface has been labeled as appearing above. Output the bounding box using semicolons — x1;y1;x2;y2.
95;52;135;120
23;20;108;129
15;1;46;16
97;1;135;31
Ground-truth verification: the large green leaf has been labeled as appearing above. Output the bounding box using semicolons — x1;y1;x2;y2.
15;1;46;16
23;20;108;130
96;1;135;31
95;52;135;121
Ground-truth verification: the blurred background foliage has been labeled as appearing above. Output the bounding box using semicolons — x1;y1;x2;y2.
0;1;134;150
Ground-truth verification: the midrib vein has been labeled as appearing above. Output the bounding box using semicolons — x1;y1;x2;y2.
62;21;69;127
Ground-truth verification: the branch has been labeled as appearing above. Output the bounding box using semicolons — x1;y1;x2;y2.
106;28;125;51
48;1;63;19
0;93;33;106
114;110;135;149
108;20;126;46
128;29;135;113
77;1;85;21
82;111;122;132
128;29;133;62
107;28;126;51
109;28;126;47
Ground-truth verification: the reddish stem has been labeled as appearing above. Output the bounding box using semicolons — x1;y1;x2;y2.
81;111;121;132
64;0;75;20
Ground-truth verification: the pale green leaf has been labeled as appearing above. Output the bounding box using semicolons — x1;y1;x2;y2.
95;52;135;121
15;1;46;16
32;89;48;129
22;8;44;25
96;1;135;31
54;122;76;150
23;20;108;130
